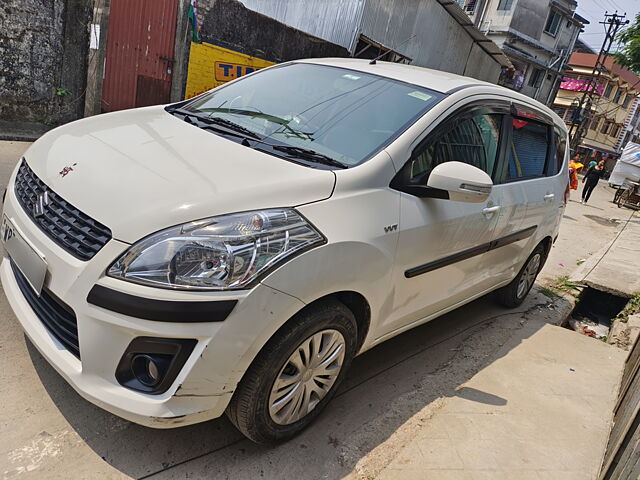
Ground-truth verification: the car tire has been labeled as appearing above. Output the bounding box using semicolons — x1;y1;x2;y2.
495;244;545;308
226;299;358;444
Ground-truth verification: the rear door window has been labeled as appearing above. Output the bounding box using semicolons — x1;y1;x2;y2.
505;119;550;180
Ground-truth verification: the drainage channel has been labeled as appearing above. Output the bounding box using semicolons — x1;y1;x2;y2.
564;286;630;341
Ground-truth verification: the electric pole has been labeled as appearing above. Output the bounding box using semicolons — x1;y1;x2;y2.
568;12;629;150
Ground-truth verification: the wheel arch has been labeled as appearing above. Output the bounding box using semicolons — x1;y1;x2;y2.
538;235;553;268
277;290;371;355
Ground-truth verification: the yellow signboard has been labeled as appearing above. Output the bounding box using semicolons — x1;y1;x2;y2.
185;42;275;99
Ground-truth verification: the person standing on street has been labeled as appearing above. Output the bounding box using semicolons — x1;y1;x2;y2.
569;154;584;191
581;159;606;204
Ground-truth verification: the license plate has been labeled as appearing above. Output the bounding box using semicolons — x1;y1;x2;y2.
1;215;47;294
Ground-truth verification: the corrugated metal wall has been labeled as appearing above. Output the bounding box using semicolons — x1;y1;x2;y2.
238;0;501;82
101;0;178;111
238;0;365;51
360;0;493;80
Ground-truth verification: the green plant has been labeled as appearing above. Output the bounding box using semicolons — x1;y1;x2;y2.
43;119;54;126
55;88;71;97
552;275;578;293
542;275;580;299
539;286;559;300
615;292;640;323
614;13;640;74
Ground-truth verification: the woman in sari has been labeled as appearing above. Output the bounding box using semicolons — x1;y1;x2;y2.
569;155;584;191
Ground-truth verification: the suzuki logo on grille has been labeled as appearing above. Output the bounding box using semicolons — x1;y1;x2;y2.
33;191;50;218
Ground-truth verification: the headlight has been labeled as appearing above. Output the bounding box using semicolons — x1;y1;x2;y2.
108;209;324;290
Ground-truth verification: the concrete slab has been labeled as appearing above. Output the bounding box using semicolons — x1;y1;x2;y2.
570;213;640;297
375;322;627;480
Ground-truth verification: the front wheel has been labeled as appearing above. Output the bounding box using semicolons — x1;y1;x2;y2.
495;245;545;308
226;299;357;444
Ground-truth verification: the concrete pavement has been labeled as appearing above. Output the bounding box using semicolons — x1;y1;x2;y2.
569;209;640;297
0;141;630;479
374;319;626;480
540;180;636;285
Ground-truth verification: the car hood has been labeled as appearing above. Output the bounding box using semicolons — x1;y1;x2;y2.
23;106;336;243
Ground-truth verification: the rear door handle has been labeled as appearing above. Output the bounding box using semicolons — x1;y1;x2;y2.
544;193;555;201
482;205;500;215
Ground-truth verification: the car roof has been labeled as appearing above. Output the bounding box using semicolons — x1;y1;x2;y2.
297;57;493;94
297;58;565;131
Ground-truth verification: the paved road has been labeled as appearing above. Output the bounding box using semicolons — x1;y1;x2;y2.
0;141;626;479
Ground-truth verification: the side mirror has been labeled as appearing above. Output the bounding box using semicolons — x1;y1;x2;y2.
427;161;493;203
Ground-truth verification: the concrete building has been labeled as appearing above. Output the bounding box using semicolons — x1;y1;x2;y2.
457;0;588;105
235;0;512;83
552;53;640;163
618;97;640;150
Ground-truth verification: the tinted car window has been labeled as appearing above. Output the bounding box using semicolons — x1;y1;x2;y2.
411;113;503;181
553;128;567;174
506;119;549;180
180;63;444;166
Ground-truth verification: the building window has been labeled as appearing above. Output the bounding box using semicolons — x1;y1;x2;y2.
544;10;562;36
604;84;613;98
497;0;514;10
600;120;612;135
622;94;631;108
528;68;544;88
589;116;600;131
455;0;478;14
611;124;621;138
613;89;623;104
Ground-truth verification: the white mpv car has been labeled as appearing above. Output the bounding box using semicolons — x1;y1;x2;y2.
1;59;568;443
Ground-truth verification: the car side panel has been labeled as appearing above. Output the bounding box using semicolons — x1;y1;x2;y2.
260;150;401;351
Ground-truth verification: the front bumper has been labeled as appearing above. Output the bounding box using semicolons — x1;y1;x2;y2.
1;170;305;428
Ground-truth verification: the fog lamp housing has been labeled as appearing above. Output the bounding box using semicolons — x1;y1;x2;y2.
115;337;197;394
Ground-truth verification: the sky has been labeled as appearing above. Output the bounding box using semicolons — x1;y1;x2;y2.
576;0;640;52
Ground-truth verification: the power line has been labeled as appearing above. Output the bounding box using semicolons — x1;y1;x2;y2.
568;12;630;150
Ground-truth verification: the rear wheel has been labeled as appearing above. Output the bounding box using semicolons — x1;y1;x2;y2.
613;187;624;204
226;299;357;444
495;244;545;308
617;189;630;208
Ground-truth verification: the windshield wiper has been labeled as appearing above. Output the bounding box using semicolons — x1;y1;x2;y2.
199;108;314;140
271;145;347;169
170;108;346;168
171;109;262;140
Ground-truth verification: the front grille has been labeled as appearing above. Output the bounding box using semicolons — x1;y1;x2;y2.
14;161;112;261
11;261;80;359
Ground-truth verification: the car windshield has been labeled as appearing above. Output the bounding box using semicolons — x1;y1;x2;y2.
177;63;445;167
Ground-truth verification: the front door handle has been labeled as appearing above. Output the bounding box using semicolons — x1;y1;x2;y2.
482;205;500;215
544;193;555;201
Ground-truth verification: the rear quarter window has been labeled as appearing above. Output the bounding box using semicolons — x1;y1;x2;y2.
553;128;568;175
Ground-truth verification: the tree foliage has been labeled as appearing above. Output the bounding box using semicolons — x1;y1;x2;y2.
614;13;640;74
